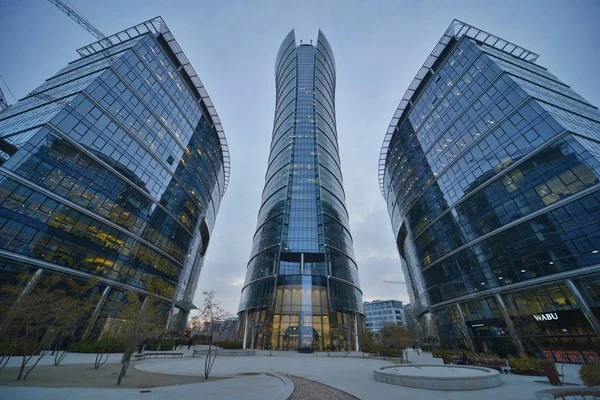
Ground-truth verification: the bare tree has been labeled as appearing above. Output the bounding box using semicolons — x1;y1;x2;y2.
327;326;340;356
358;325;374;357
51;278;99;366
380;323;410;358
0;271;101;375
0;268;35;372
93;339;113;370
116;292;164;385
1;273;68;380
261;318;273;356
199;290;228;379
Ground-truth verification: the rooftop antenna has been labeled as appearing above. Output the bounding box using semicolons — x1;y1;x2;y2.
300;39;303;45
310;39;313;45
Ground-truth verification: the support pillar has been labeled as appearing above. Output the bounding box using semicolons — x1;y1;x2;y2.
354;312;359;352
20;268;43;299
455;303;476;353
242;311;249;349
82;286;111;340
164;302;175;334
566;279;600;336
495;294;526;356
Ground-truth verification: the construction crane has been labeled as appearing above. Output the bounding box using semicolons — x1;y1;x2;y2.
26;0;108;107
383;280;406;285
46;0;106;41
0;88;7;111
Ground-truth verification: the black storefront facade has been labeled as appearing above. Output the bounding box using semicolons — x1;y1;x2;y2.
433;275;600;363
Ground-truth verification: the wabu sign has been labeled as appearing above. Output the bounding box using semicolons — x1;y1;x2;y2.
533;313;559;322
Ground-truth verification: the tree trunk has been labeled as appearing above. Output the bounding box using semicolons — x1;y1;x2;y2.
16;355;26;380
95;349;109;369
23;352;46;380
117;347;134;385
0;355;10;371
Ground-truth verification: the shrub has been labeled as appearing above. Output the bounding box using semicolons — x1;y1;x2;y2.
69;338;127;353
580;361;600;387
145;339;175;351
509;356;541;373
360;343;372;354
217;340;243;349
0;339;37;356
370;343;401;358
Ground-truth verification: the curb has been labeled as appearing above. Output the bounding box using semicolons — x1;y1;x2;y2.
267;373;294;400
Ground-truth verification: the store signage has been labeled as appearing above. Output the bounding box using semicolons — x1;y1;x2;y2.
533;313;558;322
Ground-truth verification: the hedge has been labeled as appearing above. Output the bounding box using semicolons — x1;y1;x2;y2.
69;339;127;353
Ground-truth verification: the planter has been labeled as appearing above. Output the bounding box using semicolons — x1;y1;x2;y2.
193;349;255;357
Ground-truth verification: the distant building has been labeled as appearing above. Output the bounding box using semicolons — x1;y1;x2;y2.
218;317;239;341
364;300;406;333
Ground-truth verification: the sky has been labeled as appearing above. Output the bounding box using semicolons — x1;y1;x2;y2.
1;0;599;315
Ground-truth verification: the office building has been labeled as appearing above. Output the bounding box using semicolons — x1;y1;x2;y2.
0;17;230;337
364;300;406;333
238;30;364;351
379;20;600;362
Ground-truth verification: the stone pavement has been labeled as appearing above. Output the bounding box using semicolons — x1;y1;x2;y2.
0;373;291;400
0;348;586;400
135;349;585;400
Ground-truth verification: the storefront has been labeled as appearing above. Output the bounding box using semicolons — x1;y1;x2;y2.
511;309;599;363
432;276;600;363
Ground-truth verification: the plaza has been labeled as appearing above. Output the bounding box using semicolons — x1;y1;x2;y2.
0;4;599;400
0;348;585;399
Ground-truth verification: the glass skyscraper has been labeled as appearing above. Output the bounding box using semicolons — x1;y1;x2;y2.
0;18;230;337
380;20;600;361
238;30;363;351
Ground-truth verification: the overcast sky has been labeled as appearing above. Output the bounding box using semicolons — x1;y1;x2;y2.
1;0;599;315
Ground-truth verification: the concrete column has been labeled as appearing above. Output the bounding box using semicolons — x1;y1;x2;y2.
354;312;360;352
164;302;175;334
455;303;476;353
566;279;600;336
81;286;111;340
494;294;526;356
242;311;249;349
20;268;43;299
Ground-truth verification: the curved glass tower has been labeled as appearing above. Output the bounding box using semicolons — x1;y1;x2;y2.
0;18;230;337
238;30;363;351
380;20;600;360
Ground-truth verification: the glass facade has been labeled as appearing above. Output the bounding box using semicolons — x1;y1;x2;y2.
238;30;363;351
380;20;600;361
0;18;230;337
364;300;406;333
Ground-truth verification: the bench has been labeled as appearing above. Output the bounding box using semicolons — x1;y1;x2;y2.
131;352;183;361
451;355;512;374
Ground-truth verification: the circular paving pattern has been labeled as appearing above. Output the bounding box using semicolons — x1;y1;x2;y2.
373;364;503;391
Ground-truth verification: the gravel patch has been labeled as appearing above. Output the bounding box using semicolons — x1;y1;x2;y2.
286;375;359;400
0;363;225;388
